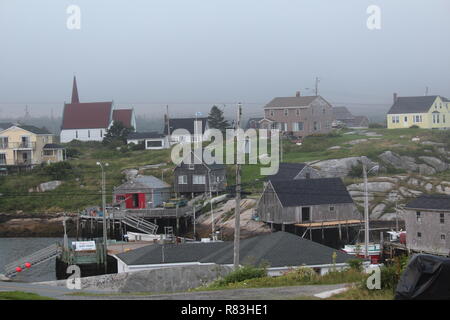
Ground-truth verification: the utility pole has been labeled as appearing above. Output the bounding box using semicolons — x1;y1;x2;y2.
233;102;242;269
97;161;109;273
315;77;320;96
363;163;369;259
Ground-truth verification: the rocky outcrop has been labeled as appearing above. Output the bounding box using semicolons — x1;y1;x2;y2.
378;151;448;175
0;213;77;237
310;156;378;178
347;181;395;193
28;180;62;193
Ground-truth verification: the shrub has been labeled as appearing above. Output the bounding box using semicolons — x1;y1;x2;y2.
348;259;363;272
409;125;419;129
65;148;81;159
41;162;74;180
129;142;145;151
217;265;267;285
348;163;363;178
283;267;319;282
369;123;385;128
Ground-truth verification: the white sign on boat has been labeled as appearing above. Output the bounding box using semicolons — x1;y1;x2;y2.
72;241;96;251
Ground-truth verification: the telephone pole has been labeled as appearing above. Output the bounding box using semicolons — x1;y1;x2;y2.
315;77;320;96
233;102;242;269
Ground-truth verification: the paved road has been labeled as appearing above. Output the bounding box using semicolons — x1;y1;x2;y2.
0;280;97;299
61;284;349;300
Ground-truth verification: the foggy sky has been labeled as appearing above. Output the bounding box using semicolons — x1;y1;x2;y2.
0;0;449;120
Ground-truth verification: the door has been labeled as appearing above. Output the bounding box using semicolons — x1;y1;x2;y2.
302;207;311;222
138;193;146;209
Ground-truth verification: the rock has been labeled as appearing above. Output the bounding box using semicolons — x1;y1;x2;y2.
348;139;369;145
347;181;395;193
399;187;422;197
310;156;378;178
421;141;445;146
424;183;433;191
418;164;436;175
327;146;341;150
122;169;139;180
419;156;448;172
407;178;420;186
379;151;438;175
349;191;374;203
29;180;62;193
371;203;386;219
365;132;383;137
436;185;450;195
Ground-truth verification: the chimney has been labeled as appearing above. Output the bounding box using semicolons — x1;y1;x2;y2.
295;91;301;97
393;92;398;103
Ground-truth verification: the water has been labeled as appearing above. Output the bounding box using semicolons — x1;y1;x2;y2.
0;237;64;282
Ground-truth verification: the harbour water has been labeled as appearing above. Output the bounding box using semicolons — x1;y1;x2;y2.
0;237;64;282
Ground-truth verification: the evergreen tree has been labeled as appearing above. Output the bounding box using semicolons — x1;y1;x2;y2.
207;105;229;133
103;121;134;145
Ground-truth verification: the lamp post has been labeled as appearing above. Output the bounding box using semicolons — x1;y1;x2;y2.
96;161;109;273
362;163;379;259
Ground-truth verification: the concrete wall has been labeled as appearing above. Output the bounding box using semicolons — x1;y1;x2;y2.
38;264;233;293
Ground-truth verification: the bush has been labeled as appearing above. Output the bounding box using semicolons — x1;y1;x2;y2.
41;162;74;180
216;265;267;285
409;125;419;129
65;148;81;159
348;259;363;272
283;267;319;282
369;123;385;129
348;163;363;178
129;142;145;151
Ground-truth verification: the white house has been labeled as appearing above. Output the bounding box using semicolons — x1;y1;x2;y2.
127;132;170;150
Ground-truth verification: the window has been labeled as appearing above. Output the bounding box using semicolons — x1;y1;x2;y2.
296;109;300;116
392;115;400;124
0;153;6;165
440;213;445;224
414;115;422;123
329;206;335;212
292;122;304;131
404;116;408;122
146;140;163;148
188;164;195;170
270;110;274;117
441;234;446;241
88;130;90;138
284;109;288;116
193;175;206;184
416;211;421;223
417;232;422;238
0;137;8;149
43;150;54;156
76;131;78;139
313;121;320;131
178;175;187;184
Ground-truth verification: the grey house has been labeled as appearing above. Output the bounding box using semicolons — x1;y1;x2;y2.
267;163;321;181
404;194;450;256
263;92;334;137
173;151;227;196
332;106;369;129
113;175;171;209
256;178;361;246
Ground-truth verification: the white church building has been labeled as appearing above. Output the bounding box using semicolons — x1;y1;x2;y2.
60;77;136;143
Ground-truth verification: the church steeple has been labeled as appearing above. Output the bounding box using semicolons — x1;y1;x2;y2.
71;76;79;103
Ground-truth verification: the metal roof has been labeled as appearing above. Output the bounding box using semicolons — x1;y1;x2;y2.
405;194;450;211
387;96;446;114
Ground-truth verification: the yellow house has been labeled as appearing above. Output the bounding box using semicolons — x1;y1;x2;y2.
387;94;450;129
0;125;65;168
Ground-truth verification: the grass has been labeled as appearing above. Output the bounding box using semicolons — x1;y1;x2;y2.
193;268;367;292
0;291;55;300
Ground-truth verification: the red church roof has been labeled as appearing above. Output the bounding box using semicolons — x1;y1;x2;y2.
112;109;134;128
62;102;113;129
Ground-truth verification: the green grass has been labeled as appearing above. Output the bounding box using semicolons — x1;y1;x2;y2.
0;291;55;300
193;268;367;291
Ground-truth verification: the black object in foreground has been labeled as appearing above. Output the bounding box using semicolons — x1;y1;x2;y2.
395;254;450;300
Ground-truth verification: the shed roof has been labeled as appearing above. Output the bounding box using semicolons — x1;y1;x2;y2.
115;175;171;192
405;194;450;211
267;163;307;181
269;178;354;207
116;231;355;267
164;117;208;135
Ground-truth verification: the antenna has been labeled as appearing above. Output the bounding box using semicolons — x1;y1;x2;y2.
425;86;429;96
